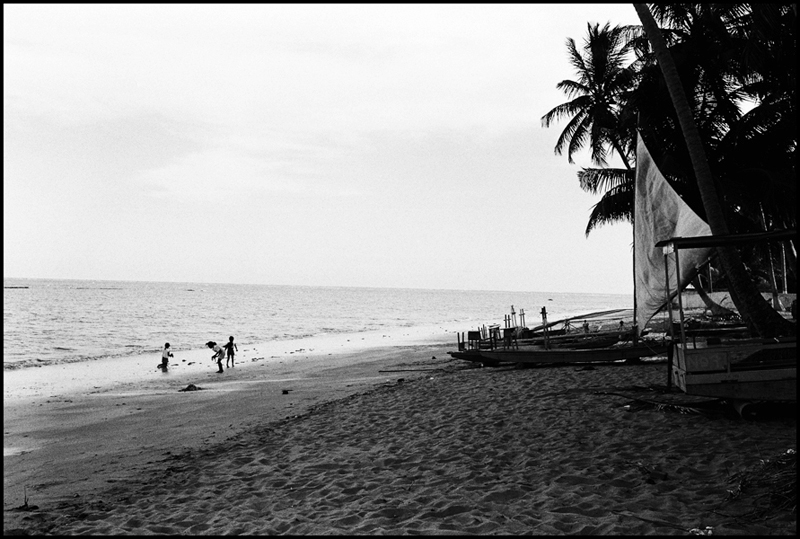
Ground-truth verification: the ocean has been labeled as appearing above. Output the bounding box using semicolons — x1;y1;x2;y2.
3;277;630;370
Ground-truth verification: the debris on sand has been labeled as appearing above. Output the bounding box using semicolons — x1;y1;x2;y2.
724;448;796;520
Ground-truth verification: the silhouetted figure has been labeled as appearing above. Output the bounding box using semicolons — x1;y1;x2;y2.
207;341;224;373
224;336;238;368
160;342;174;371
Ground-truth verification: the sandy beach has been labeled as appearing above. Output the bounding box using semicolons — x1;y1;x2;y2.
4;340;796;535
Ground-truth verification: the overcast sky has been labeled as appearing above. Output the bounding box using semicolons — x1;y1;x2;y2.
4;4;643;294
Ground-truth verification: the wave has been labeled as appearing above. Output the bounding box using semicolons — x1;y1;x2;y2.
3;348;161;371
74;287;123;290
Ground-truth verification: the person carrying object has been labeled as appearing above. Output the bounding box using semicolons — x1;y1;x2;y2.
207;341;225;373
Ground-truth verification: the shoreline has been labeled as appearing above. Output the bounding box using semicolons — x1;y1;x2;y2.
3;325;458;405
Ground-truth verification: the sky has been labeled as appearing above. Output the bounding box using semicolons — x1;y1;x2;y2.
4;4;644;294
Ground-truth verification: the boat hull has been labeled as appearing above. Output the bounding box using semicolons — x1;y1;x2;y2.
448;343;668;366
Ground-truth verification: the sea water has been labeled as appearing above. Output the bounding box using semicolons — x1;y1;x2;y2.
4;277;630;371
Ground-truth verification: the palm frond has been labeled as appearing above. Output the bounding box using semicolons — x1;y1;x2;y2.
577;167;632;195
584;183;633;237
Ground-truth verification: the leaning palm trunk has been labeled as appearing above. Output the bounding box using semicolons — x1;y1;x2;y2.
759;205;784;311
691;276;736;318
633;4;794;338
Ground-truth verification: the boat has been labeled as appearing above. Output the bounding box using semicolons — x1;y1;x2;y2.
449;306;669;366
449;341;669;367
449;134;795;401
448;304;672;365
448;136;701;367
531;333;627;349
657;229;796;401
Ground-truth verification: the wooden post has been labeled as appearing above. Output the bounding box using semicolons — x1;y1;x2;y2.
675;248;688;348
781;242;788;293
666;340;673;390
664;245;677;391
707;264;713;293
541;306;549;350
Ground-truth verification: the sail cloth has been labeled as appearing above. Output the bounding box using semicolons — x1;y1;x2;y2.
634;137;712;330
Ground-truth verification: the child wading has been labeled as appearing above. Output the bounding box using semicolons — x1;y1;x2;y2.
160;343;174;371
224;336;238;368
207;341;225;373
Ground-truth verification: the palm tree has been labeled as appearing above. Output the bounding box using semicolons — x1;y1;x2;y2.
633;3;793;337
642;4;796;239
628;4;795;299
543;18;735;322
714;3;796;276
541;22;638;169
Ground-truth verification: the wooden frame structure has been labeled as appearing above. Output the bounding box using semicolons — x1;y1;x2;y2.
655;229;796;401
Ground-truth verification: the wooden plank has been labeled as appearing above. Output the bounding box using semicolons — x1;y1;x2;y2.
682;367;796;385
677;341;796;372
475;343;668;365
678;377;796;401
673;360;796;401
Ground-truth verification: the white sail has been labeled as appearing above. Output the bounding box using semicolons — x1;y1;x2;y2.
634;136;712;329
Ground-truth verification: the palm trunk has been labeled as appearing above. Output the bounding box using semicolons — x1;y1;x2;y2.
633;4;794;338
766;247;783;311
691;276;735;317
781;242;787;293
611;137;633;171
759;205;783;310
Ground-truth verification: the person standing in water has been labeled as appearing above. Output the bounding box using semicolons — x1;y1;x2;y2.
223;336;238;368
160;343;174;371
207;341;225;373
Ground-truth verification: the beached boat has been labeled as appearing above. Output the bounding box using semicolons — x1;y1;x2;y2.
448;136;733;369
449;306;670;366
658;230;796;402
449;303;670;365
449;341;669;367
633;136;797;401
449;137;796;382
518;325;648;349
533;333;624;349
